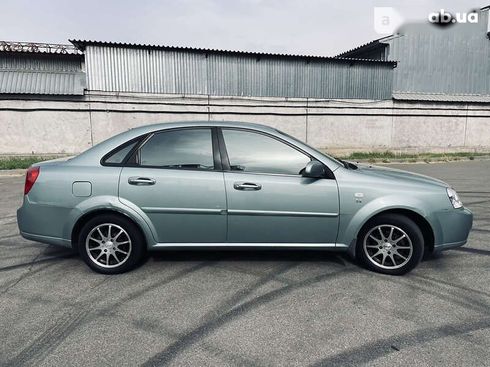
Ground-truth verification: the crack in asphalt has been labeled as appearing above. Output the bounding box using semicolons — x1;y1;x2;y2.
0;253;76;273
5;277;111;367
212;263;293;285
0;214;16;222
3;262;213;367
0;233;22;242
196;263;299;324
130;316;265;367
98;261;215;316
309;317;490;366
458;191;490;195
464;199;490;206
412;273;490;298
470;228;490;234
0;249;44;296
455;247;490;256
141;266;352;367
381;274;490;316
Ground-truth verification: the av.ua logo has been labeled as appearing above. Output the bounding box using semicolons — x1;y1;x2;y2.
428;9;479;26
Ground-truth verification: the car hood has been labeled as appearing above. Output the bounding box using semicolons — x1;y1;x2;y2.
353;163;448;188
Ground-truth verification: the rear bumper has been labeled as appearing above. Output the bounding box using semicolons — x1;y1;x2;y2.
19;230;71;248
434;240;468;252
433;207;473;252
17;199;72;248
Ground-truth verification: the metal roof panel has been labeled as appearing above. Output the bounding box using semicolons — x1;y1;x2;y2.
70;39;397;66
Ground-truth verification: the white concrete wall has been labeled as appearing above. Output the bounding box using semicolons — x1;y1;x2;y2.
0;92;489;155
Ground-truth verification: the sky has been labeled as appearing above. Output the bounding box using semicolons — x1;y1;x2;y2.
0;0;487;56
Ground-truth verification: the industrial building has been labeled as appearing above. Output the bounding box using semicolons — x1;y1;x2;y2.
337;6;490;102
0;6;489;155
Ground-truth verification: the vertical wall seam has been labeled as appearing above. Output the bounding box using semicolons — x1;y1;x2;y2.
87;92;94;146
305;97;309;143
390;100;395;151
463;103;469;148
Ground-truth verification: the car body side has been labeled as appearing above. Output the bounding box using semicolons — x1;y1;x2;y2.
17;121;473;255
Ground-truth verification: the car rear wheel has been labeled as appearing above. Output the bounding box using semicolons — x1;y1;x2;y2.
356;214;424;275
78;214;146;274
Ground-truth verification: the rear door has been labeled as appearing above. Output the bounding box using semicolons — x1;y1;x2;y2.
118;127;227;243
219;128;339;244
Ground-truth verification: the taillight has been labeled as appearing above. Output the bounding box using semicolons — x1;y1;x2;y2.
24;166;40;195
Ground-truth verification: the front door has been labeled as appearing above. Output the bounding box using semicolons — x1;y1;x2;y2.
119;128;226;243
220;128;339;244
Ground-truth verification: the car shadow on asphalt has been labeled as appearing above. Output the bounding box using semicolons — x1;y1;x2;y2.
149;247;457;266
0;242;462;274
149;249;350;267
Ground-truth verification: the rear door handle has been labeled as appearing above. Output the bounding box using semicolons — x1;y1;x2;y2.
233;182;262;191
128;177;156;186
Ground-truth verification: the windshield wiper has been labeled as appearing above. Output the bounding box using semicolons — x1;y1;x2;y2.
335;157;350;169
347;161;358;169
335;158;358;170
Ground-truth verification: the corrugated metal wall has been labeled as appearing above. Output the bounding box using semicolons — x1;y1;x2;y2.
84;45;394;99
386;10;490;95
0;53;85;95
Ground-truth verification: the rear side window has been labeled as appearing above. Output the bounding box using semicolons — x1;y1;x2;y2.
103;141;138;165
138;128;214;170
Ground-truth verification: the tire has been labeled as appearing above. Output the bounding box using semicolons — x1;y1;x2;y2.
356;214;424;275
78;214;146;274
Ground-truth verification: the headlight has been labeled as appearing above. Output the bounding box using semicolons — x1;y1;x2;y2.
446;187;463;209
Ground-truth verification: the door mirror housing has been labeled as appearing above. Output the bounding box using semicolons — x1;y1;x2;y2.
302;161;326;178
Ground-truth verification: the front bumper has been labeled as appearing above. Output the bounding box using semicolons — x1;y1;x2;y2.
432;207;473;252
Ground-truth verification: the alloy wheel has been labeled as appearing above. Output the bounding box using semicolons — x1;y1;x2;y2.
85;223;132;268
363;224;413;270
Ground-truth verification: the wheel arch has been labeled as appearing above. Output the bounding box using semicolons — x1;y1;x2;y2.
366;209;434;250
346;207;435;257
71;209;149;251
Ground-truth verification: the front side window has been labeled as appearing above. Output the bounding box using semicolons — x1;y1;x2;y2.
138;128;214;170
222;129;310;175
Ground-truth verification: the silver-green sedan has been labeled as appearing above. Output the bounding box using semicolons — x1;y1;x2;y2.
17;121;473;275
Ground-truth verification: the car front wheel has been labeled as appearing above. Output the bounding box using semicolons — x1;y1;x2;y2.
356;214;424;275
78;214;146;274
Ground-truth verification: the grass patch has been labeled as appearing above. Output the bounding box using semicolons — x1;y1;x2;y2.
339;150;490;162
0;156;57;170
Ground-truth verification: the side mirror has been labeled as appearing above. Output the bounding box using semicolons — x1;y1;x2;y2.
302;161;325;178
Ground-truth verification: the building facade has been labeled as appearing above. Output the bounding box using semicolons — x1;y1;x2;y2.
338;7;490;102
1;8;490;156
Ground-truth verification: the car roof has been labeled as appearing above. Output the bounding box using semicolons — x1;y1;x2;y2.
122;120;279;135
70;120;279;164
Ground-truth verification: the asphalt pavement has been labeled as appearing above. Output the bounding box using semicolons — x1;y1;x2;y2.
0;161;489;366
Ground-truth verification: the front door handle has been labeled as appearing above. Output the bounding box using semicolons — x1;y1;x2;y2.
233;182;262;191
128;177;156;186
